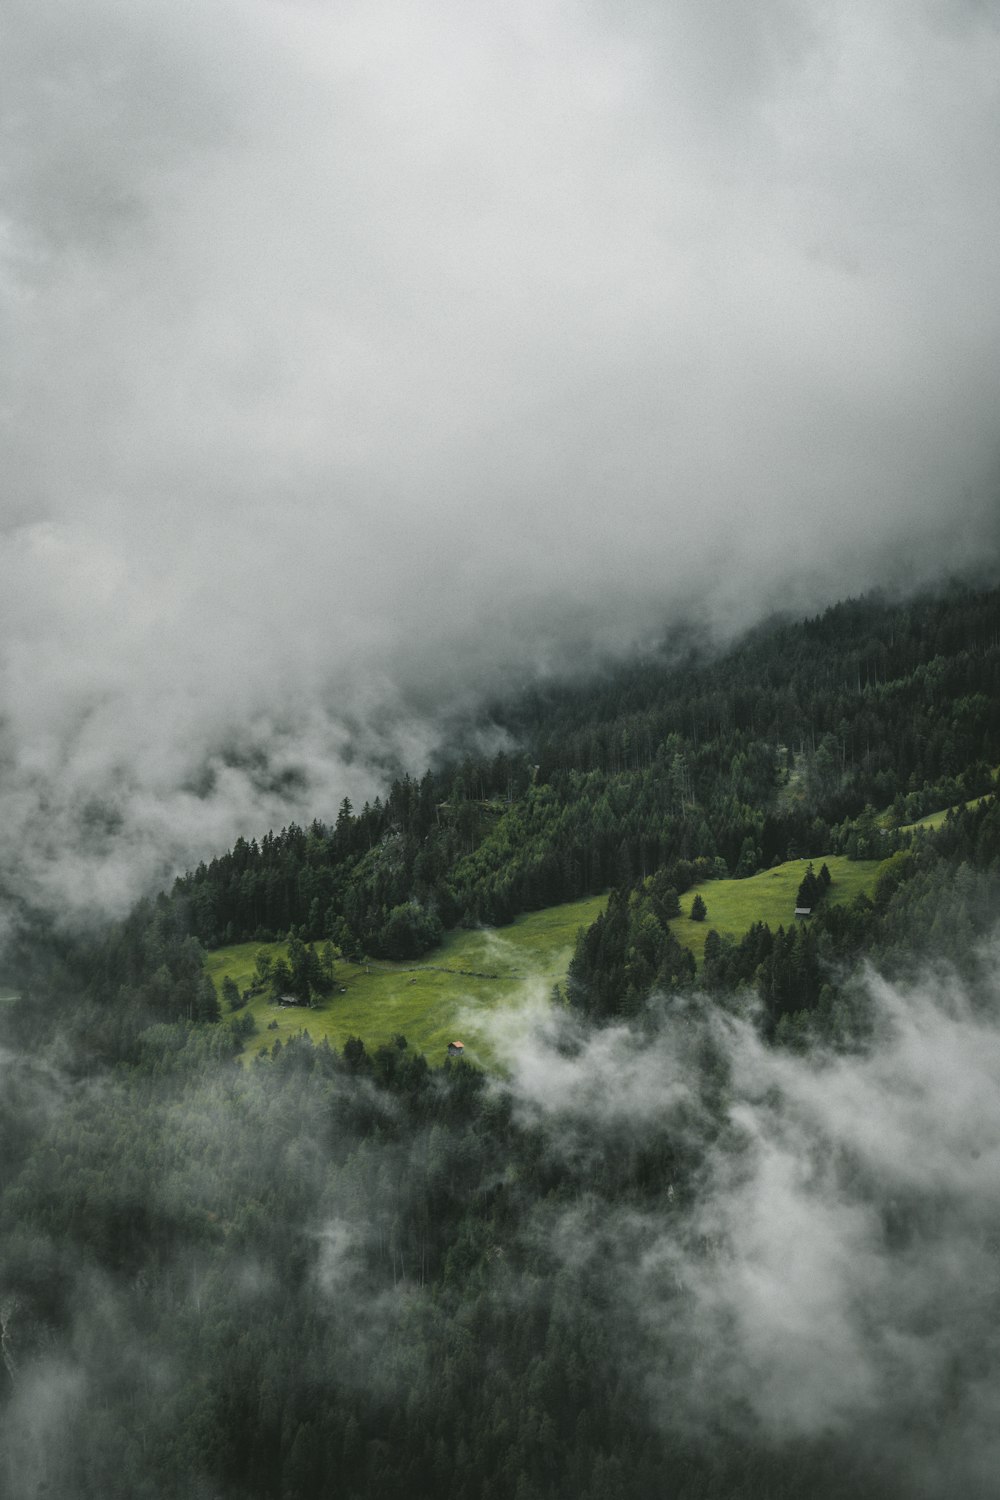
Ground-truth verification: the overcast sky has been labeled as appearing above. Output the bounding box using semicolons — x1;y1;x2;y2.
1;0;999;915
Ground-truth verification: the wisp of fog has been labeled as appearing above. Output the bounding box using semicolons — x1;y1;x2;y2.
492;947;1000;1496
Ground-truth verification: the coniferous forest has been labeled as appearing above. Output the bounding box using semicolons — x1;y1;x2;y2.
4;583;1000;1498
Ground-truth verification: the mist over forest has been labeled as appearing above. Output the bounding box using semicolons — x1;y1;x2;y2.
7;951;1000;1500
3;2;1000;1497
1;0;999;917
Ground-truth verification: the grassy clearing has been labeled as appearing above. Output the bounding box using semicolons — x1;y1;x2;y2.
892;767;997;834
668;855;884;967
897;791;995;835
207;894;607;1069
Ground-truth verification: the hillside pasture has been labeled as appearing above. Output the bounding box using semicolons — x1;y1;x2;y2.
669;855;884;966
206;894;607;1069
897;790;996;835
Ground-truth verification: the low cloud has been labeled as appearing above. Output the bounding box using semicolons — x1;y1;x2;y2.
489;944;1000;1493
2;0;999;920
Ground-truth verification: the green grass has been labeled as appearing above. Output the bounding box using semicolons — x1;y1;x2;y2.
891;767;997;834
897;791;995;834
669;855;884;967
206;894;607;1069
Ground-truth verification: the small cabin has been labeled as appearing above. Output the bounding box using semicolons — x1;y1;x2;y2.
447;1040;465;1057
794;907;812;920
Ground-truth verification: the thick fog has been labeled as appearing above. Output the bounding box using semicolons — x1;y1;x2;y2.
2;0;999;915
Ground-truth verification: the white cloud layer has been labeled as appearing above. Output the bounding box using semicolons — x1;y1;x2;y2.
1;0;998;915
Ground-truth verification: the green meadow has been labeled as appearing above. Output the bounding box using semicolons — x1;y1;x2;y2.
208;792;978;1053
891;768;997;834
669;855;884;967
898;790;995;835
206;893;607;1069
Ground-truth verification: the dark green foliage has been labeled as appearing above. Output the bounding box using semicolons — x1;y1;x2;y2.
796;863;822;908
170;585;1000;954
568;872;696;1017
690;893;707;921
270;955;293;998
221;974;243;1010
377;901;444;958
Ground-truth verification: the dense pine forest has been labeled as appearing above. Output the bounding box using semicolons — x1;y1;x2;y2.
3;582;1000;1498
